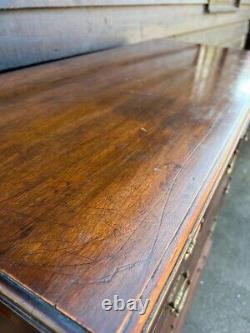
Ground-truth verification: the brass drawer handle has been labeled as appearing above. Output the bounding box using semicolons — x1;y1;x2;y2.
184;223;201;260
168;272;190;315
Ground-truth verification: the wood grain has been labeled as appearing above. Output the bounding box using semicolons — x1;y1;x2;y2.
0;39;250;333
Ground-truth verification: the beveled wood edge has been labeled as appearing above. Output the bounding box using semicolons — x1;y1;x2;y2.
0;272;87;333
130;109;250;333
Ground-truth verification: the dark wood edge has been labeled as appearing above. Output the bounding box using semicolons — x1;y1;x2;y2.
0;272;87;333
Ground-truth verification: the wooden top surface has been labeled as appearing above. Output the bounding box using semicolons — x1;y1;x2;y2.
0;39;249;333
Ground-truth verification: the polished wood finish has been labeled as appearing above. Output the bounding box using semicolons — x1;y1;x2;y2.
0;39;250;333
